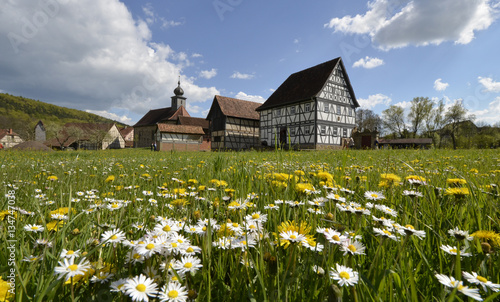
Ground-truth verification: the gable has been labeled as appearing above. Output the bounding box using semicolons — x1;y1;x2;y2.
317;60;359;108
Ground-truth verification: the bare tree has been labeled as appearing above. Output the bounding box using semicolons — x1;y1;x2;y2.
408;97;433;138
382;105;406;138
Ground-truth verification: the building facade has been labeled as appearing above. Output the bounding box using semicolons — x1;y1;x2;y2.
206;95;261;150
256;57;359;149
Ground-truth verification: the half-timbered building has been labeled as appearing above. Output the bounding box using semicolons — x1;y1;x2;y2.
206;95;261;150
256;57;360;149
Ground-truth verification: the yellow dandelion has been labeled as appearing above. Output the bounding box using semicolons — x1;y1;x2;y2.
295;183;315;194
47;175;58;181
105;175;115;183
447;178;467;186
380;173;401;183
0;277;14;302
471;230;500;249
444;187;470;198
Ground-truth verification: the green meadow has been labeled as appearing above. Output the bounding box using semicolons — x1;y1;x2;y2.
1;149;499;302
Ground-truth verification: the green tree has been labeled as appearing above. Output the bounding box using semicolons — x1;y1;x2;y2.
408;97;433;138
444;100;475;149
382;105;406;138
356;108;382;132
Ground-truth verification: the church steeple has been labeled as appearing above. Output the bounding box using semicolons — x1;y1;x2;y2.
171;77;186;110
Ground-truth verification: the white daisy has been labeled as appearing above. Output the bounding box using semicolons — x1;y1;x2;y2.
373;227;399;241
448;227;473;241
435;274;483;301
24;224;44;232
54;257;91;282
330;264;359;287
110;278;128;293
60;249;80;259
440;245;471;257
135;239;164;258
101;228;126;245
364;191;385;201
463;271;500;292
157;282;188;302
174;255;203;275
340;239;366;255
123;274;158;302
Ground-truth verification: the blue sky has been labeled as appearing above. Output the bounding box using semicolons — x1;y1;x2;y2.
1;0;500;126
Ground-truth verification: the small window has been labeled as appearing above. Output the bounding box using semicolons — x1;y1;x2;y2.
321;125;326;135
305;103;311;112
290;127;296;136
305;126;310;135
337;105;341;115
333;127;338;137
343;128;347;137
324;103;329;113
349;108;353;116
275;109;281;117
290;106;296;114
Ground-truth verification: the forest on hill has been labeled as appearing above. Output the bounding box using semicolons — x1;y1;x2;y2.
0;93;127;140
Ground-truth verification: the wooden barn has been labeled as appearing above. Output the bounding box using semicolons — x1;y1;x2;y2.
206;95;261;150
256;57;360;149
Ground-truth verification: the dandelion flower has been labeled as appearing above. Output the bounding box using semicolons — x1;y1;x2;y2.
471;230;500;249
123;274;158;302
158;282;188;302
330;264;359;287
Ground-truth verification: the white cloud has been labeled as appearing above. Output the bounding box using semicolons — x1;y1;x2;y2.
234;92;266;103
353;56;384;69
192;53;203;58
161;19;183;29
0;0;218;118
85;110;133;125
186;104;203;114
231;72;254;80
325;0;499;50
478;76;500;92
434;78;449;91
358;93;391;109
394;100;412;110
199;68;217;79
470;97;500;125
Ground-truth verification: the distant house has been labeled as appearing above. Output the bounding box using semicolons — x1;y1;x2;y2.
378;138;433;149
256;57;360;149
119;127;134;148
206;95;261;150
133;81;210;151
0;129;24;149
45;123;125;150
34;121;46;142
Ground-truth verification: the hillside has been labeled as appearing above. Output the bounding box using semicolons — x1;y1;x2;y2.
0;93;128;140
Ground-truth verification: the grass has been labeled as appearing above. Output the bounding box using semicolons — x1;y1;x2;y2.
0;148;499;302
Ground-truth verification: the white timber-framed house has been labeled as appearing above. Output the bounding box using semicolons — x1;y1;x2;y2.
206;95;261;150
256;57;360;149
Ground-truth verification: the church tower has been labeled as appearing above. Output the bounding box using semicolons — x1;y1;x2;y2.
171;79;186;110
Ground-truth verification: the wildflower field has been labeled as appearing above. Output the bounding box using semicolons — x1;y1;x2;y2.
1;148;499;302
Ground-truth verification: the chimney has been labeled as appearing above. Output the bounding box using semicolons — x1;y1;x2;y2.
8;128;12;134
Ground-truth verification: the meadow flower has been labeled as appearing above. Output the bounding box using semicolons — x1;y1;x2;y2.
402;190;423;198
323;229;347;245
471;230;500;249
364;191;385;201
123;274;158;302
180;245;202;256
101;229;126;245
54;257;91;282
174;256;203;275
326;192;346;203
372;216;395;228
447;178;467;186
444;187;470;198
60;249;80;259
264;203;279;210
34;238;53;248
341;239;366;255
24;224;44;232
136;239;164;258
435;274;483;301
330;264;359;287
0;277;14;301
373;227;399;241
158;282;188;302
23;255;43;262
110;278;128;293
154;220;182;234
399;225;426;239
375;204;397;217
127;251;146;264
312;265;325;275
440;245;471;257
90;271;114;283
245;211;268;224
462;271;500;292
448;227;473;241
280;230;306;243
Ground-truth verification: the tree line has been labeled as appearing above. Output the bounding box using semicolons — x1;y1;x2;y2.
356;97;500;149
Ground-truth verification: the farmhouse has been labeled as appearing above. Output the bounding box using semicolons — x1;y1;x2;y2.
206;95;261;150
45;123;125;150
0;128;24;149
256;57;360;149
119;127;134;148
133;81;210;151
